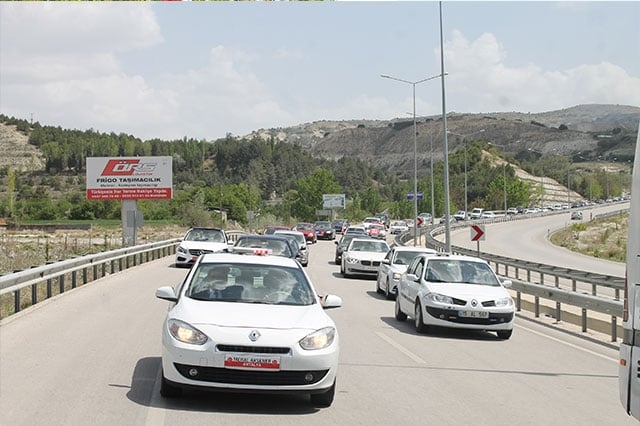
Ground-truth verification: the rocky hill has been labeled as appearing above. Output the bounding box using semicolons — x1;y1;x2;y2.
245;104;640;178
0;123;45;172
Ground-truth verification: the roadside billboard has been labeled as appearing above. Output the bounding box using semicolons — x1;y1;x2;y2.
86;157;173;200
323;194;346;209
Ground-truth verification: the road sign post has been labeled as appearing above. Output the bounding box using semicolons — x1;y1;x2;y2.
470;224;485;257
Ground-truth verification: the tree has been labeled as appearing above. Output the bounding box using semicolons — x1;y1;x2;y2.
292;169;340;221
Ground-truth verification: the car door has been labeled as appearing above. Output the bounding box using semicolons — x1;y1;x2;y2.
378;248;394;287
399;256;424;312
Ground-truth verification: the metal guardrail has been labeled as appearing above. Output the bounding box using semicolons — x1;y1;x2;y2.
0;238;181;319
395;211;627;342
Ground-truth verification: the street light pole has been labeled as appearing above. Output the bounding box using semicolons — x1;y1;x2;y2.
447;129;485;218
381;72;442;246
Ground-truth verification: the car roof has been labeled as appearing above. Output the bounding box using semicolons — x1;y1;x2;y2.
198;252;300;267
421;252;490;264
393;246;436;252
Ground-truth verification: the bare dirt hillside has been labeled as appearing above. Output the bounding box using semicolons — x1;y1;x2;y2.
0;123;45;172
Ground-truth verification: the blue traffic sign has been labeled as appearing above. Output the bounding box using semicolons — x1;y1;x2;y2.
407;192;424;201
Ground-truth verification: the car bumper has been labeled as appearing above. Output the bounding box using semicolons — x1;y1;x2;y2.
344;262;381;275
422;305;514;330
161;332;339;393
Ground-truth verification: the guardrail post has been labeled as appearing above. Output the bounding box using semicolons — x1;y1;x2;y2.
101;263;106;278
612;316;617;342
15;288;22;314
59;275;65;294
72;271;77;289
516;292;521;312
582;308;587;332
535;296;540;317
92;264;98;281
572;278;576;292
47;278;52;299
83;267;88;285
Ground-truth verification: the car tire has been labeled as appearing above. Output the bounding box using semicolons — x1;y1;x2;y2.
376;277;384;294
160;372;182;397
395;296;407;321
497;329;513;340
385;279;395;300
335;257;340;265
310;380;336;407
414;301;430;333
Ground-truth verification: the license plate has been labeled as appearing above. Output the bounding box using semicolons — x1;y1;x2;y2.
224;354;281;370
459;310;489;318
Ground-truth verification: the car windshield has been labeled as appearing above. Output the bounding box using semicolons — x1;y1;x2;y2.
185;229;225;243
296;223;312;231
235;238;292;258
425;259;500;286
349;240;389;253
186;263;315;305
275;231;305;246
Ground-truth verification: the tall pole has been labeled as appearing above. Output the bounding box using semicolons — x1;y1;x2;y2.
381;72;443;246
503;163;507;213
412;84;418;246
439;1;452;252
464;140;468;217
430;133;435;228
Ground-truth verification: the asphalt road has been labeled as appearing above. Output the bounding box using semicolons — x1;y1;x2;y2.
0;231;635;425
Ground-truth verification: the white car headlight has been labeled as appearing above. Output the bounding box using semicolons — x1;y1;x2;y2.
426;292;454;305
299;327;336;350
392;272;402;281
496;297;514;307
346;256;359;264
168;319;208;345
177;246;187;254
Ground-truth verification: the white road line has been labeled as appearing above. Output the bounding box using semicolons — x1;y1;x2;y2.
515;323;619;363
375;331;426;364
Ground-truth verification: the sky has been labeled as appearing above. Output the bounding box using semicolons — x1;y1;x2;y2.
1;1;639;142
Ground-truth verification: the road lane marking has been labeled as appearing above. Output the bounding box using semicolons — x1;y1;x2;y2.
375;331;426;364
515;323;619;363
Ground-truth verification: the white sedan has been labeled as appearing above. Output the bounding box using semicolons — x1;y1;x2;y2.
394;253;515;339
156;252;342;407
341;238;390;278
376;246;437;299
175;227;229;268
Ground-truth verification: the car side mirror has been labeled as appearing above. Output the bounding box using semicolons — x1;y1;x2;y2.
501;279;513;288
382;259;390;265
156;286;178;302
321;294;342;309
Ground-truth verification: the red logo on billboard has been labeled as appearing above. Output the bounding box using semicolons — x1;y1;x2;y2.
101;159;156;176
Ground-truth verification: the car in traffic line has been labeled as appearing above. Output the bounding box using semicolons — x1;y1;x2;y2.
334;233;369;265
389;220;409;235
274;230;309;267
367;223;387;239
175;227;229;268
233;234;301;263
332;219;349;234
341;238;390;278
156;252;342;407
294;222;317;244
376;246;437;300
314;221;336;240
394;253;515;339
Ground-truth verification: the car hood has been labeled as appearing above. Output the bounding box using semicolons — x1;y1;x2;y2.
172;299;333;331
345;251;388;261
179;241;228;252
425;282;509;300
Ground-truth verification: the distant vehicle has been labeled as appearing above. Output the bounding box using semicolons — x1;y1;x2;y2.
453;210;467;221
332;219;349;234
367;223;387;239
395;253;514;339
470;208;484;219
345;226;367;236
263;225;291;235
175;227;229;268
341;238;390;278
506;207;519;215
374;213;390;228
314;221;336;240
334;233;370;265
570;211;583;220
362;217;383;230
439;215;456;224
156;252;342;406
481;211;497;219
619;121;639;419
376;246;437;300
389;220;409;235
294;222;317;244
418;212;433;226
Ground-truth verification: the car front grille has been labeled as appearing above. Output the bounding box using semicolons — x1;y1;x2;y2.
174;363;329;386
361;260;381;267
188;249;215;256
425;307;514;325
216;344;291;355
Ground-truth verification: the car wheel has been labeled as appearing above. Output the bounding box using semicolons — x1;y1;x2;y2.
385;279;394;300
340;262;345;275
310;380;336;407
497;329;513;340
395;296;407;321
414;301;429;333
376;277;384;294
335;257;340;265
160;372;182;397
